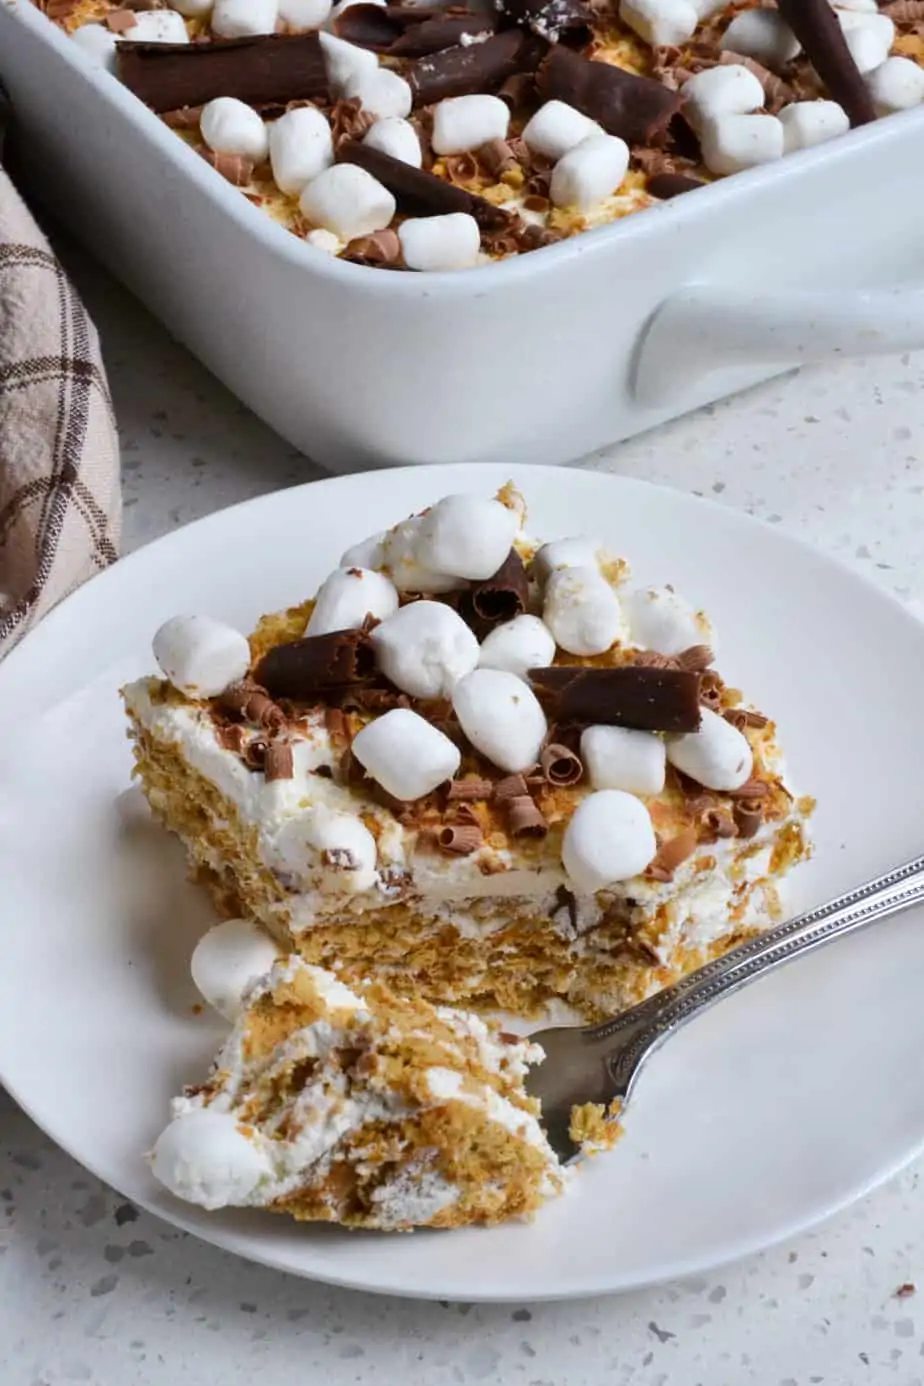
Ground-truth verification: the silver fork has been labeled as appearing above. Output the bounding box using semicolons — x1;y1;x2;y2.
525;854;924;1163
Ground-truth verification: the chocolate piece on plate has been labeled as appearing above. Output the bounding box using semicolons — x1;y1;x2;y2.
264;742;295;781
116;33;328;113
529;665;703;733
775;0;876;126
255;629;376;700
647;172;706;200
406;29;545;105
335;4;497;55
537;46;682;145
496;0;592;44
338;141;514;230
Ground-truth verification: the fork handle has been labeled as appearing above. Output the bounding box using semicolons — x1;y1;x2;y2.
590;853;924;1104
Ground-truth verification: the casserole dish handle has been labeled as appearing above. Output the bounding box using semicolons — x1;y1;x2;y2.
633;284;924;407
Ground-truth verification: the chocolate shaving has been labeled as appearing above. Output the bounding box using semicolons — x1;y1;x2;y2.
647;172;706;200
493;772;530;800
774;0;875;126
116;33;328;114
702;805;737;839
496;72;537;108
438;823;484;854
201;149;256;186
506;795;549;837
629;649;679;670
216;722;248;755
699;670;724;712
107;11;139;33
883;0;924;17
343;230;405;268
675;644;714;672
651;825;698;875
338;140;513;230
723;707;768;730
550;883;578;929
161;104;204;128
496;0;591;44
539;742;583;787
732;801;763;840
264;742;294;781
530;665;702;734
254;629;376;701
243;737;269;770
329;97;376;148
325;706;349;741
537;46;683;145
443;152;480;185
478;136;521;177
458;548;529;635
446;776;494;801
728;779;769;801
406;29;544;106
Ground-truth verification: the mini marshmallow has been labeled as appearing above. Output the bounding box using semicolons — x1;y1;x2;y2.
191;918;279;1021
279;0;331;28
200;97;269;161
835;9;894;74
151;1110;270;1210
399;214;481;271
550;134;630;211
300;163;396;241
306;228;342;254
532;536;604;584
172;0;214;14
522;101;603;162
666;706;753;791
478;614;557;681
363;117;422;167
318;31;380;91
127;9;190;41
351;707;461;801
700;113;785;176
431;94;509;155
779;100;849;153
561;790;657;893
452;669;548;774
380;517;459;594
152;614;251;698
543;566;627;657
867;56;924;114
344;67;413;119
580;725;666;797
71;23;118;67
415;494;520;581
302;806;378;893
211;0;278;36
721;9;801;68
371;600;479;698
341;531;386;570
681;65;765;134
623;586;716;656
620;0;697;49
305;566;399;637
269;107;334;195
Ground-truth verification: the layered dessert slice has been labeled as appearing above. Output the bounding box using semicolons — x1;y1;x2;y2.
123;484;812;1023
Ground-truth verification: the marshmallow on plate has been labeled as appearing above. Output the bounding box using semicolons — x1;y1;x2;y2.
279;0;331;28
211;0;278;36
681;64;765;135
835;9;894;75
269;107;334;195
306;228;342;254
431;95;510;155
415;494;519;580
666;706;753;791
318;31;380;91
151;1110;271;1210
721;8;801;68
452;668;548;773
543;566;626;656
700;113;784;176
71;23;118;67
363;117;422;167
152;614;251;698
371;600;479;698
379;517;459;594
341;532;386;570
522;101;603;161
306;566;399;637
478;614;557;681
619;0;697;49
191;919;279;1021
173;0;214;14
351;707;461;800
580;725;666;796
867;56;924;113
623;585;715;656
779;100;849;153
561;790;657;893
300;164;396;242
301;806;378;892
399;214;481;271
532;536;605;584
550;134;630;211
200;98;269;161
344;67;413;119
127;9;190;40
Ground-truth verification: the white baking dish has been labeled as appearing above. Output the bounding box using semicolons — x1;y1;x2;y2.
3;0;924;471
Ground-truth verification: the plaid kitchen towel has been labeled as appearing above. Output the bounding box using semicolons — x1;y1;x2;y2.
0;163;121;660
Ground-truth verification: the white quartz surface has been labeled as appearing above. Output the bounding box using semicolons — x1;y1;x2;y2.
4;242;924;1386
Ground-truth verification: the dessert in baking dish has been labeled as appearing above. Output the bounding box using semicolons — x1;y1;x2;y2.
36;0;924;269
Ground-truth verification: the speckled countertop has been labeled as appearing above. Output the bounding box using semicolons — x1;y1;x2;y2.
4;242;924;1386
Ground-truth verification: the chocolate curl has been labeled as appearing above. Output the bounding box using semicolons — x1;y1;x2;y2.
161;104;203;128
647;172;706;201
539;742;583;787
255;629;376;700
116;34;328;114
458;548;529;635
446;776;494;801
496;0;591;44
530;665;702;734
201;149;256;187
224;686;287;731
493;772;530;800
243;737;269;770
774;0;876;126
406;29;544;106
107;11;139;33
702;805;737;839
698;669;724;712
723;706;769;731
338;140;513;230
438;823;484;854
264;742;295;781
727;779;770;801
506;794;549;837
650;825;697;876
733;801;763;839
675;644;714;673
537;46;682;145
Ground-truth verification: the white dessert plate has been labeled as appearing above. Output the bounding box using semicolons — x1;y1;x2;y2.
2;462;923;1303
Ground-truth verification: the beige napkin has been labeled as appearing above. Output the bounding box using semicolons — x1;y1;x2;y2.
0;166;121;661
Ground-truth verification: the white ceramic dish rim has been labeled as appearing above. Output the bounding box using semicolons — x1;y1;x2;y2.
13;0;924;295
